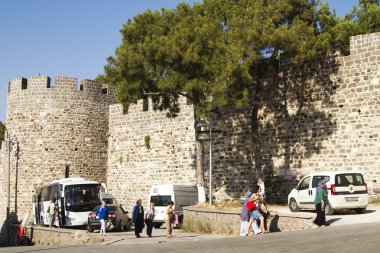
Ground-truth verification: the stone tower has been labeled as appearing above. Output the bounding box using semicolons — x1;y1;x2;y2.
0;76;116;228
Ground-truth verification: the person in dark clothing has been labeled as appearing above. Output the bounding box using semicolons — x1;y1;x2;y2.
313;180;328;227
132;199;145;238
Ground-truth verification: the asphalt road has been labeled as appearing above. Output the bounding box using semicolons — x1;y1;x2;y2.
2;222;380;253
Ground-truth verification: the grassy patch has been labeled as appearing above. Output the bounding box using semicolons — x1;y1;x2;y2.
195;200;242;210
182;217;212;234
369;196;380;204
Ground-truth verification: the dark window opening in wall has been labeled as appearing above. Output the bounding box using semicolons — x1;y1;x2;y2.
186;92;193;105
102;88;108;95
79;84;84;91
8;81;11;93
122;104;129;114
65;166;70;178
143;98;149;111
21;78;28;90
47;77;51;88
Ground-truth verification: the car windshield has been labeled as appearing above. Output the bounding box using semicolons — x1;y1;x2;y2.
335;173;365;186
150;195;171;206
65;184;100;212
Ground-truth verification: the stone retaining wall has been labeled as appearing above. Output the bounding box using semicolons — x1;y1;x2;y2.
183;206;315;236
22;226;104;246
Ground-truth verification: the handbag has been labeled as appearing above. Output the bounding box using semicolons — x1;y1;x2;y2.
172;214;179;225
246;201;256;211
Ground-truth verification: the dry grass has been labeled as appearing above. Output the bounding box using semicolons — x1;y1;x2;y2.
194;200;287;211
182;217;212;234
194;200;242;210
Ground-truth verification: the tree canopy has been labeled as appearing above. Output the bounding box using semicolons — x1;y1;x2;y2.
98;0;379;117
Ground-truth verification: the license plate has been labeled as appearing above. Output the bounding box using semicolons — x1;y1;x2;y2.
346;197;359;202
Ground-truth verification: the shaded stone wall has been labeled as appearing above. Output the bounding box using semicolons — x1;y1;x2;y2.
206;32;380;202
107;97;197;210
0;76;116;245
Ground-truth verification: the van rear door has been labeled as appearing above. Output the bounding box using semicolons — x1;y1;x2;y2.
334;173;367;201
150;195;171;222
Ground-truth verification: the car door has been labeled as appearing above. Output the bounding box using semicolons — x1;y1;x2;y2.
297;176;313;209
310;175;330;207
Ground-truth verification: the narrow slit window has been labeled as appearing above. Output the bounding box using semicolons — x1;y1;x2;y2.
65;166;70;178
143;98;149;111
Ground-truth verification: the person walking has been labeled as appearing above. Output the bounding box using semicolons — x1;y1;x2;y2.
132;199;145;238
245;186;265;235
240;191;251;236
96;201;109;236
165;201;175;238
145;202;155;237
313;180;328;227
48;198;56;228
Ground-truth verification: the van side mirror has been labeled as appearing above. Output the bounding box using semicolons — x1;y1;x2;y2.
295;186;299;191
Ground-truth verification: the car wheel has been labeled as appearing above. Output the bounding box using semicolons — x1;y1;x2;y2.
324;203;334;215
355;208;366;214
289;198;300;212
117;222;124;232
153;223;162;229
86;225;94;233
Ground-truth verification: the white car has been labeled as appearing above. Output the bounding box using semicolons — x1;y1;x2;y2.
288;171;369;215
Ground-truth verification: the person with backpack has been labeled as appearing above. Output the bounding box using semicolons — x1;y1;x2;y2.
240;191;251;236
245;186;265;235
96;201;109;236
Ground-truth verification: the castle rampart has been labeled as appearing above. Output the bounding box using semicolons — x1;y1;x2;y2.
107;96;197;209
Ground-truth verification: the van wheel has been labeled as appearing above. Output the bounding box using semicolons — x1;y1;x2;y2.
289;198;300;212
324;204;334;215
355;208;366;214
153;223;162;229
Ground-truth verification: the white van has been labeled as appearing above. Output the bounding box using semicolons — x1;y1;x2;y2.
148;184;199;228
288;171;369;215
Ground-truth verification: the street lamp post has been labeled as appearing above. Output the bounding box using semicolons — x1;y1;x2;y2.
208;117;212;206
195;109;219;206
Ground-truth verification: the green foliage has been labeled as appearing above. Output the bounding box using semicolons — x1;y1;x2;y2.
332;0;380;51
0;121;5;141
144;135;151;149
100;0;343;118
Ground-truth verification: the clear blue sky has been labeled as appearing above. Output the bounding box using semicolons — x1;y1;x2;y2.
0;0;359;122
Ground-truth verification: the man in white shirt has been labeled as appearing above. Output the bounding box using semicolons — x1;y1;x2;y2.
48;198;56;227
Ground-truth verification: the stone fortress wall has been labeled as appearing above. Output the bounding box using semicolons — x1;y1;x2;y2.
205;32;380;202
0;76;116;240
106;97;197;210
0;32;379;243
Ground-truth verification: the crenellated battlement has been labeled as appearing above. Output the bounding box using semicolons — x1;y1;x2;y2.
8;76;115;97
349;32;380;55
110;96;192;117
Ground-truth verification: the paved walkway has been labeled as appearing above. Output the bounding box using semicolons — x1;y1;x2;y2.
92;204;380;245
272;203;380;226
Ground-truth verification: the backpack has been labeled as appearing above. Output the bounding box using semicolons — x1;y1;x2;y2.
246;201;256;211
